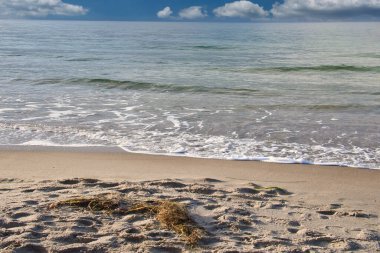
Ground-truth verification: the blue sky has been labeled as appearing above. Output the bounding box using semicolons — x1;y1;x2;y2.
64;0;277;20
1;0;380;21
69;0;277;20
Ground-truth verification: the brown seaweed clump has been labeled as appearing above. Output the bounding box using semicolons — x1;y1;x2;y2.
49;196;203;246
155;201;204;246
49;196;120;213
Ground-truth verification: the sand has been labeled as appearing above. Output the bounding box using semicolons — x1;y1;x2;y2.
1;149;379;252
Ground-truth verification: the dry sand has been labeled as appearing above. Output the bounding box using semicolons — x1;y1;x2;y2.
1;149;379;252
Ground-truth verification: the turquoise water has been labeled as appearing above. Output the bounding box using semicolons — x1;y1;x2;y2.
0;20;379;168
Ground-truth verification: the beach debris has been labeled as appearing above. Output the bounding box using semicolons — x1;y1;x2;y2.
49;196;121;213
49;196;204;246
155;201;203;246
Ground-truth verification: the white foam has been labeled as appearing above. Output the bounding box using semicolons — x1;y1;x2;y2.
21;116;46;121
167;115;181;128
0;117;378;169
183;107;209;112
232;156;312;164
124;105;141;111
48;110;76;118
20;140;103;147
0;108;17;113
117;146;368;169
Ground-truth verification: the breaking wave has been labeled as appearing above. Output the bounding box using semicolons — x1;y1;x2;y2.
29;78;262;96
240;65;380;73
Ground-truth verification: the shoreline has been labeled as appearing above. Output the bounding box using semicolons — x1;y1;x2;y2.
0;144;375;170
1;148;380;204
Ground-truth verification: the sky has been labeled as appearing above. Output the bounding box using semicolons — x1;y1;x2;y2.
0;0;380;21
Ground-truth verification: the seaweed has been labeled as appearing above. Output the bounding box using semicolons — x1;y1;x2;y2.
49;196;203;246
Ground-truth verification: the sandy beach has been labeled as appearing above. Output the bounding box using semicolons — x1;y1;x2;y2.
1;149;379;252
2;12;380;253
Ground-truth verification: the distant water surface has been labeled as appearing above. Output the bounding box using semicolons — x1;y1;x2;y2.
0;21;379;168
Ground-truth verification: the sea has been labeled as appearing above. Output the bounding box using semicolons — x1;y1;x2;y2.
0;20;379;169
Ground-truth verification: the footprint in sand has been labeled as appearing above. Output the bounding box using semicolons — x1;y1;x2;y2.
261;201;287;210
329;203;342;209
59;178;99;185
148;180;187;189
11;212;32;219
37;186;66;192
334;240;361;251
21;189;35;193
202;178;223;183
235;187;260;195
122;234;146;243
318;209;374;218
287;228;299;234
124;227;140;234
21;230;47;240
317;210;336;216
75;217;98;227
356;229;379;241
13;243;48;253
88;235;117;246
23;200;39;205
252;238;290;249
149;246;182;253
145;230;175;238
303;236;337;247
96;182;120;188
286;220;301;234
300;232;361;251
340;211;374;218
15;213;50;223
53;244;89;253
70;225;98;233
288;220;301;227
58;179;82;185
204;204;221;210
0;218;26;229
49;231;87;243
117;187;140;193
188;185;217;194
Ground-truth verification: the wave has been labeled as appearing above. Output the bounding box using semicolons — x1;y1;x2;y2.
239;65;380;73
19;77;380;98
2;121;378;169
31;78;263;96
354;53;380;59
242;103;380;112
65;58;107;62
306;104;380;111
191;45;232;50
348;91;380;95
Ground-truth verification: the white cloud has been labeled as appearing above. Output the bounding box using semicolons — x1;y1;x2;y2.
157;6;173;19
0;0;87;18
179;6;207;19
214;0;268;19
271;0;380;19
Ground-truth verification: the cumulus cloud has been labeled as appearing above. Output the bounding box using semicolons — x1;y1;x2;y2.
214;0;268;19
0;0;87;18
271;0;380;19
179;6;207;19
157;6;173;19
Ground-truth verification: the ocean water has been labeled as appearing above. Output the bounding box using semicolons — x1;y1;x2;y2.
0;20;379;169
